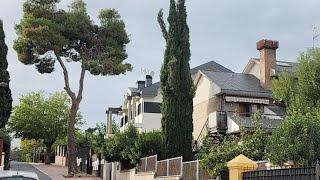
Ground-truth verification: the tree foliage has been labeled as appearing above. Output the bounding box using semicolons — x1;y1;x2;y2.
269;49;320;165
0;19;12;128
14;0;131;175
158;0;194;161
9;92;70;164
199;124;268;178
104;124;138;168
272;49;320;113
129;131;165;165
104;125;165;168
266;111;320;165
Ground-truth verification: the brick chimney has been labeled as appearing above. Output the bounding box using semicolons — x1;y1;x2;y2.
256;39;278;90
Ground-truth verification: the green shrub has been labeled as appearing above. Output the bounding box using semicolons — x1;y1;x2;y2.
129;131;165;165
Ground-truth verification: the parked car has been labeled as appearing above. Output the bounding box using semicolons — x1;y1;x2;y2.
0;171;39;180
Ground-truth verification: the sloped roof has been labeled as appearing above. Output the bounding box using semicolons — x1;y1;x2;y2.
201;71;271;98
140;61;232;97
190;61;233;74
244;58;298;75
275;60;298;75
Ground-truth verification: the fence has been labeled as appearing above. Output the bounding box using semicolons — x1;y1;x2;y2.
137;155;157;172
243;162;320;180
156;157;183;177
137;155;214;179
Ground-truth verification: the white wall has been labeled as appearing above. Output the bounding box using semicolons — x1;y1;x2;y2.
226;117;240;134
141;113;162;132
193;75;213;106
247;62;260;79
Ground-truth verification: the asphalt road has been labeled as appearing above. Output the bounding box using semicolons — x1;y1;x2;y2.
10;162;52;180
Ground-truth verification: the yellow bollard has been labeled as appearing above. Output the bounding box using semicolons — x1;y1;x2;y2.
227;154;258;180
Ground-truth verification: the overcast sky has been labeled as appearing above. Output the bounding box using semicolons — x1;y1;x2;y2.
0;0;318;130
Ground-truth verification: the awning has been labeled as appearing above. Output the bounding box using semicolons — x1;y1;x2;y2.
225;96;270;104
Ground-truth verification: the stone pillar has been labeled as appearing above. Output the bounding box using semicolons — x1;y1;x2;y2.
227;154;257;180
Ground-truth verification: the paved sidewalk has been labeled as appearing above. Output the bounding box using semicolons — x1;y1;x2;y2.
33;164;102;180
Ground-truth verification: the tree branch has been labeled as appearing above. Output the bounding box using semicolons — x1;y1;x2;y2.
76;66;86;102
158;9;168;41
56;54;76;101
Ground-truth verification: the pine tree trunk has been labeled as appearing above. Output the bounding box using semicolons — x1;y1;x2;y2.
56;55;85;177
45;144;52;165
67;101;79;176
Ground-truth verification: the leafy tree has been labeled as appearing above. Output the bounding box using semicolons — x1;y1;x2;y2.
269;49;320;165
104;126;165;168
20;139;43;162
13;0;131;176
266;111;320;165
11;147;24;162
272;49;320;113
158;0;194;160
129;131;165;165
0;19;12;128
199;124;268;179
104;124;138;169
84;123;107;175
9;92;70;164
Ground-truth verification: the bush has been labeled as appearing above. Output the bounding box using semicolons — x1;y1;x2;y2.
129;131;165;165
104;124;138;168
104;125;166;169
199;123;268;178
266;111;320;165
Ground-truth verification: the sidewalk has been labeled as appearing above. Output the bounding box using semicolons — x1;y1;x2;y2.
32;164;102;180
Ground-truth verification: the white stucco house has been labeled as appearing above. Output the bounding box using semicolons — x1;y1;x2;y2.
105;61;233;135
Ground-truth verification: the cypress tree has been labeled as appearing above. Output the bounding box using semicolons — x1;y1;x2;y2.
158;0;194;160
0;20;12;128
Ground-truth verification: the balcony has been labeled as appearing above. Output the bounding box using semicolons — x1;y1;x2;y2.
208;111;284;134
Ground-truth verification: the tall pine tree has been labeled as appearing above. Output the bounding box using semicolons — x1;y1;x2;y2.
0;20;12;128
158;0;194;160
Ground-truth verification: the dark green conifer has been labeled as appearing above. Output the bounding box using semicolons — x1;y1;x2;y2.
158;0;194;160
0;20;12;128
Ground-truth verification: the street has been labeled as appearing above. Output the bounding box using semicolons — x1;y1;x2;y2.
10;162;52;180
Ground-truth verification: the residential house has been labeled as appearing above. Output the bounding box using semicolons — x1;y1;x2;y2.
192;39;297;151
105;61;233;136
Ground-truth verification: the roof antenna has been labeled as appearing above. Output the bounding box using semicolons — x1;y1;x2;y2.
141;68;155;77
312;25;320;48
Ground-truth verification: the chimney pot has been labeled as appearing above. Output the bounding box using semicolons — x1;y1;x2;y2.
137;81;145;90
257;39;279;51
145;75;153;87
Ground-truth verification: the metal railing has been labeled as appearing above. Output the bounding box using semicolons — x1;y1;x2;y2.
192;119;209;152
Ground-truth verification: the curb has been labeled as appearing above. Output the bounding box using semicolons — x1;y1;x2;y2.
31;164;56;180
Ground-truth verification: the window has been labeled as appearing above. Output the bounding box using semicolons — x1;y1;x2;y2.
124;116;128;124
120;117;124;127
138;103;141;115
144;102;162;113
238;103;251;117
